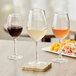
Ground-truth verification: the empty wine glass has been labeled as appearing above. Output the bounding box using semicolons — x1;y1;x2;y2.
7;13;23;60
52;11;70;63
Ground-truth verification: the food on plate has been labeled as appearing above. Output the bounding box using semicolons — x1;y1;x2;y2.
50;39;76;54
62;43;76;54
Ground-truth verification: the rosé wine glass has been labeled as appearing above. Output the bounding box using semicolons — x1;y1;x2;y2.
52;11;70;63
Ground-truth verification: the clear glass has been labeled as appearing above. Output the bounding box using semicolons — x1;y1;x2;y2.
7;13;23;60
26;8;47;66
52;11;70;63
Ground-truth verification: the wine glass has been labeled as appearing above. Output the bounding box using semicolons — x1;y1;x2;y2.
52;11;70;63
7;13;23;60
26;9;47;66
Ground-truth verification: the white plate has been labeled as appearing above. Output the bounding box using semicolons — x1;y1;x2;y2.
42;46;76;58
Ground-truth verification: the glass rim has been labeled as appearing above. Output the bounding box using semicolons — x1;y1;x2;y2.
30;8;45;12
54;11;68;15
8;13;21;17
29;8;46;17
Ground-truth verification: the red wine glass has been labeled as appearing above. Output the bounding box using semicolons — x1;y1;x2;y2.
7;13;23;60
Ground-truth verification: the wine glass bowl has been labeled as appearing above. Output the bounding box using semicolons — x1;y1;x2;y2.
7;25;22;37
7;13;23;60
26;27;47;41
52;11;70;63
52;27;69;39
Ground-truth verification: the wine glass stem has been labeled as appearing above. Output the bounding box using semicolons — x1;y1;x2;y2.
59;39;62;58
35;41;38;63
13;38;16;56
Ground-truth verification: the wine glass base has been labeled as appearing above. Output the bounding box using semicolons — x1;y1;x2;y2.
8;55;23;60
22;61;52;72
52;58;68;63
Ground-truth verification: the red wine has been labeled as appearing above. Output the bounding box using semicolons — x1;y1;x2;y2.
7;26;23;37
